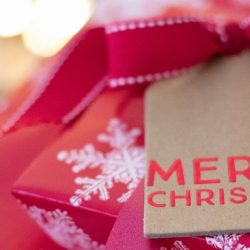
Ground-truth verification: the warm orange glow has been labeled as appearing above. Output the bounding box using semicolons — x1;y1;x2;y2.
23;0;93;57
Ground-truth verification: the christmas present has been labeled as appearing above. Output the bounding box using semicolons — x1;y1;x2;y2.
0;70;64;249
10;8;250;250
12;85;145;249
0;122;64;249
9;16;219;249
13;52;250;250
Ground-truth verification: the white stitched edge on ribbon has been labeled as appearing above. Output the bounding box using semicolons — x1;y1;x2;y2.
1;33;86;133
2;17;235;130
108;67;193;88
105;16;201;34
106;17;229;88
105;16;230;45
62;77;108;124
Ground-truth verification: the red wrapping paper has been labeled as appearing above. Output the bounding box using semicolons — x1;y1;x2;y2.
0;79;65;249
13;85;145;249
0;123;64;249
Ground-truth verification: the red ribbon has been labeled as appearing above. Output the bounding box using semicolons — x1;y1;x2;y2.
2;16;250;132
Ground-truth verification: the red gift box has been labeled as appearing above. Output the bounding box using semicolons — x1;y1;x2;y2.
0;123;64;249
12;85;145;249
8;5;250;248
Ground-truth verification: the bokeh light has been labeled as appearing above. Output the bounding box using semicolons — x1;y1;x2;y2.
0;0;33;37
23;0;93;57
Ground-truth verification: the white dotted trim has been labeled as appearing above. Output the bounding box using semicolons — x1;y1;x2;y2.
108;67;192;88
62;77;108;124
1;32;87;133
105;16;200;34
2;17;232;131
105;17;229;43
107;18;229;88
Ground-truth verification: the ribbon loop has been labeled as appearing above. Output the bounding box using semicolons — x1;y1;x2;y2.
3;17;250;133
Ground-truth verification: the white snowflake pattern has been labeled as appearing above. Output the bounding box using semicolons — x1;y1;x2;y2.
57;118;145;206
235;244;250;250
171;240;190;250
26;205;104;250
160;240;189;250
205;234;249;250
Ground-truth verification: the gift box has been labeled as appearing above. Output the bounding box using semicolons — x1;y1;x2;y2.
12;85;145;249
0;123;64;250
0;71;65;249
13;51;250;249
9;3;250;248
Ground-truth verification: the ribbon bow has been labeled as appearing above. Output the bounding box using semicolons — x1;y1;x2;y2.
2;16;250;132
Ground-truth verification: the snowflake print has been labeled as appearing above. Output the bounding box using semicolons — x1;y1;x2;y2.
235;244;250;250
57;118;145;206
205;234;244;250
171;240;190;250
160;240;189;250
26;205;104;250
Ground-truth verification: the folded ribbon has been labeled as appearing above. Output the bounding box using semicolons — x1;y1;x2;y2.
2;16;250;132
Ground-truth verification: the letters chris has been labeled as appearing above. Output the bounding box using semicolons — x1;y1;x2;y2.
146;157;250;208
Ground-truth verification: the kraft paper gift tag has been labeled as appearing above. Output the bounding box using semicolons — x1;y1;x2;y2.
144;51;250;238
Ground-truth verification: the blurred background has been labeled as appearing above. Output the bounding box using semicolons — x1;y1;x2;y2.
0;0;95;95
0;0;250;107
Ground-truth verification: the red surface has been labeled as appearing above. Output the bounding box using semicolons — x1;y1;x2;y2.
0;124;64;250
13;85;145;245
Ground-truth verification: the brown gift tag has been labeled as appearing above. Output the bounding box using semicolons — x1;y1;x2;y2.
144;52;250;238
